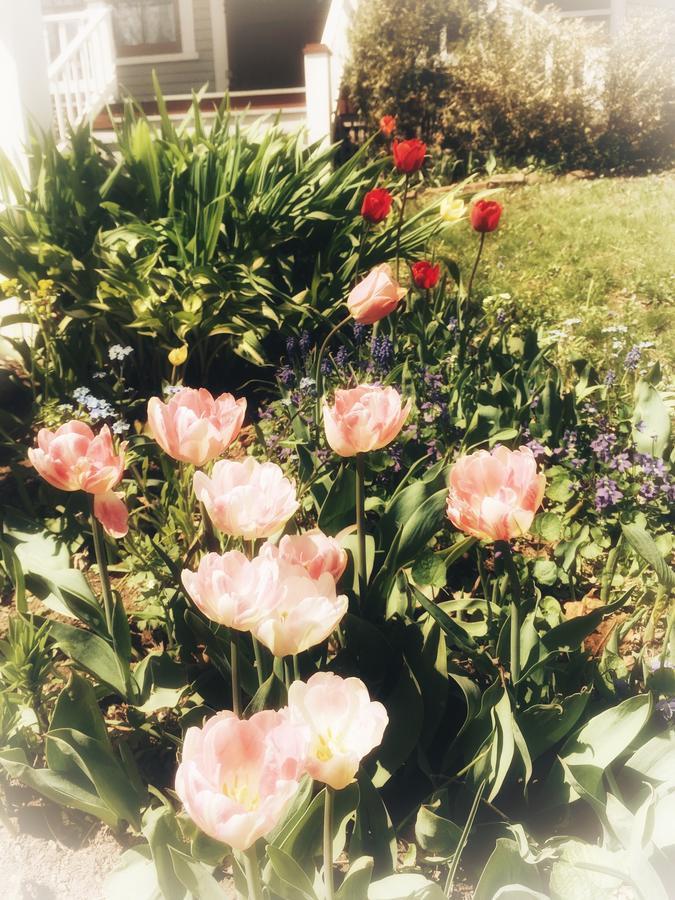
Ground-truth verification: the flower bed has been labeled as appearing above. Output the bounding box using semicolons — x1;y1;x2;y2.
0;113;673;900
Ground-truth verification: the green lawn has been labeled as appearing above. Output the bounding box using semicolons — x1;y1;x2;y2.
440;172;675;366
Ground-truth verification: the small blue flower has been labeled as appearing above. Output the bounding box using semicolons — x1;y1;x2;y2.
335;346;351;369
625;345;642;371
108;344;133;362
299;331;313;357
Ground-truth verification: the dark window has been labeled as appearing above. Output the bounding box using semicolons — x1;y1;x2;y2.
111;0;182;57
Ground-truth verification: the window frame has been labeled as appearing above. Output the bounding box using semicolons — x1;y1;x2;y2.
113;0;198;66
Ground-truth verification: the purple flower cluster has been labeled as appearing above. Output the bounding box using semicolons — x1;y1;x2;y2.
595;476;624;511
590;431;617;463
371;335;394;371
352;322;369;346
625;345;642;371
335;345;351;369
299;331;313;357
276;365;295;387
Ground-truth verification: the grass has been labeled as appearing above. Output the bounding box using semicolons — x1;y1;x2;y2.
439;172;675;367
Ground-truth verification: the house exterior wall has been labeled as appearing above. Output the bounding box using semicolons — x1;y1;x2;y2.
116;0;218;98
42;0;221;99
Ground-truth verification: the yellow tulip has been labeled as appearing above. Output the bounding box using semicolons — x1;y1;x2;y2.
439;193;466;225
168;345;189;367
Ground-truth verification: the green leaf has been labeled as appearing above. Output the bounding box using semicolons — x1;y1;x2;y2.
373;659;423;786
368;874;445;899
0;746;119;828
625;729;675;784
351;773;397;876
555;694;652;803
266;845;317;900
621;522;675;590
279;783;359;866
336;856;374;900
318;465;356;535
142;805;187;900
631;379;670;458
549;840;629;900
104;846;162;900
518;693;590;761
45;618;131;698
415;803;462;861
47;728;143;830
167;846;224;900
474;839;543;900
412;584;475;651
411;550;448;589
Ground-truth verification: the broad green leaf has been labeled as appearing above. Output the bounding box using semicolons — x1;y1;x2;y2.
368;873;445;899
336;856;374;900
45;619;131;698
415;803;462;860
474;838;543;900
631;379;670;457
104;846;162;900
351;773;396;876
373;659;423;786
625;729;675;784
266;845;317;900
280;783;359;866
143;805;187;900
621;522;675;590
517;693;590;761
548;840;629;900
0;746;118;827
167;846;224;900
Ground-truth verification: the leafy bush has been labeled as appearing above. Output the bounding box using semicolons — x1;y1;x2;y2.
0;84;438;398
345;0;675;172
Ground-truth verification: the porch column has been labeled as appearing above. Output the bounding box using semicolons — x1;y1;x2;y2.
0;0;53;173
303;43;333;145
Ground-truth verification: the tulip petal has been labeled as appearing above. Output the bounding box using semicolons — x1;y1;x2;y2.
94;490;128;538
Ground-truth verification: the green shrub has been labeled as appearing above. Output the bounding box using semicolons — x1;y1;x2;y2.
345;0;675;172
0;86;439;395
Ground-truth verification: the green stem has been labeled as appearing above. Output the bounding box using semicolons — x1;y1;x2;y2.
200;501;219;553
243;844;264;900
314;313;352;433
230;635;241;717
292;654;300;682
283;657;292;693
500;543;522;685
90;503;115;636
444;780;486;897
355;453;367;607
660;598;675;667
252;637;264;689
395;174;410;282
465;231;485;308
323;786;335;900
476;547;492;634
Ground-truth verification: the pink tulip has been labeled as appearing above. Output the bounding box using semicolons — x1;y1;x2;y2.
147;387;246;466
193;457;299;540
251;559;348;658
28;422;125;494
28;421;128;537
175;709;306;851
93;491;129;539
347;264;406;325
181;551;268;631
446;445;546;543
285;672;388;790
261;531;348;583
323;385;411;457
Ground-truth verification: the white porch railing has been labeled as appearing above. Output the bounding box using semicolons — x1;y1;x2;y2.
43;3;117;143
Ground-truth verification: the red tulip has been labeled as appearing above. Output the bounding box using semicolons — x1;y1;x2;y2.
411;260;440;289
392;139;426;174
379;115;397;137
361;187;393;224
470;199;503;233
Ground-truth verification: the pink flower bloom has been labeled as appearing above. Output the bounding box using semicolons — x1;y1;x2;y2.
285;672;388;790
28;422;125;494
323;385;411;457
193;457;299;540
175;709;306;851
446;445;546;543
251;560;348;658
93;491;129;538
181;551;275;631
147;387;246;467
261;531;348;583
347;264;406;325
28;421;128;537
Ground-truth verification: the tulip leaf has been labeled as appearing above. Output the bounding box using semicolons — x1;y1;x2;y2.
336;856;374;900
368;874;445;899
266;845;318;900
351;773;397;875
621;522;675;590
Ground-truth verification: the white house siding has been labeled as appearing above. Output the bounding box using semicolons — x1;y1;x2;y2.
116;0;218;99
